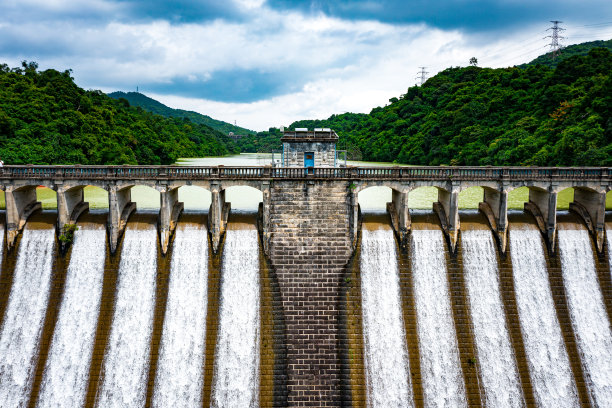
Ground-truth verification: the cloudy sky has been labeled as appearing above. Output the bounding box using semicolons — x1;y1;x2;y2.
1;0;611;130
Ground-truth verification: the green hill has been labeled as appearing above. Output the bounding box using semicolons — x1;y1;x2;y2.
0;62;239;165
522;38;612;68
286;46;612;166
108;91;255;135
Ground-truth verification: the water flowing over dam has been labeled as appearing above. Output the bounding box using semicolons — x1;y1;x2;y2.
461;229;522;408
0;163;611;407
360;226;413;408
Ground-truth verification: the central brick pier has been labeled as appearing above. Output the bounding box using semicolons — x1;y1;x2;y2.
266;180;355;406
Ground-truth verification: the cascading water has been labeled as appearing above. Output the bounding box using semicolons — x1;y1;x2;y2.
96;227;158;407
360;228;413;408
37;226;106;407
462;229;523;408
212;228;260;408
0;227;56;408
152;223;209;407
509;229;579;407
557;228;612;405
411;229;467;407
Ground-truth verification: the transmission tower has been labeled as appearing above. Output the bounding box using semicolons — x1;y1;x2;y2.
545;20;565;60
416;67;428;85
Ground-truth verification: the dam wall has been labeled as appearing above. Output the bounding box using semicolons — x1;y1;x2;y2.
0;165;611;407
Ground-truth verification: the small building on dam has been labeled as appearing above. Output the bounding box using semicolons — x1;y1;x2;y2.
0;156;611;406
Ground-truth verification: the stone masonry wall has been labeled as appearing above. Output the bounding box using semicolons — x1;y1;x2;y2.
267;180;353;406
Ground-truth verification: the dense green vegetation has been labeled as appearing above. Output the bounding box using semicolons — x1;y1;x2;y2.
287;46;612;166
0;62;238;165
234;127;283;153
108;91;255;136
522;39;612;69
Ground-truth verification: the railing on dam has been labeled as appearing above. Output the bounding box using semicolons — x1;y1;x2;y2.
0;165;610;181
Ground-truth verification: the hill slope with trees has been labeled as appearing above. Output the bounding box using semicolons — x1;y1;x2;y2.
108;91;255;136
0;62;238;165
287;46;612;166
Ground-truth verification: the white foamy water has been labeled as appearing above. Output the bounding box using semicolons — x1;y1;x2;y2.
558;229;612;406
96;228;157;408
360;228;413;408
509;229;579;407
212;229;260;408
37;227;106;408
462;230;523;408
411;229;467;407
0;228;55;408
153;224;209;407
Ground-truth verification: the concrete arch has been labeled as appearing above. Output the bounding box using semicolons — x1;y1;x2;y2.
177;185;212;211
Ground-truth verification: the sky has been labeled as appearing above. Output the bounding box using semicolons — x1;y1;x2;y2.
1;1;611;131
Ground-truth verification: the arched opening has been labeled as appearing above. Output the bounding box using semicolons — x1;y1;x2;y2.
358;186;392;212
178;186;212;211
83;186;109;210
131;185;160;211
37;186;57;210
224;186;262;212
507;187;529;209
408;186;439;209
458;186;484;209
557;187;574;210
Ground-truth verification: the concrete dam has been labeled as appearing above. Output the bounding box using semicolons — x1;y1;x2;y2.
0;164;611;407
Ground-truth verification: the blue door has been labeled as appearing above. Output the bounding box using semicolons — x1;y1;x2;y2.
304;152;314;174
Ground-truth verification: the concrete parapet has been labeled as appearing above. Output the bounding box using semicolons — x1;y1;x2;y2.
389;189;410;248
480;188;508;253
108;185;135;254
526;188;557;252
159;187;183;255
56;186;88;243
436;186;460;253
208;184;229;253
571;188;606;252
4;185;41;249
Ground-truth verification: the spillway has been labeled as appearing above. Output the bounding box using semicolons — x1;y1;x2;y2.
411;229;467;407
360;228;413;408
212;228;260;408
153;222;209;407
558;228;612;405
462;229;523;407
37;225;106;407
96;226;158;407
0;227;56;408
509;228;579;407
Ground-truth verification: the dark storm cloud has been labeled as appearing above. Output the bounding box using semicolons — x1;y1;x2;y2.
141;68;306;103
110;0;244;23
266;0;612;32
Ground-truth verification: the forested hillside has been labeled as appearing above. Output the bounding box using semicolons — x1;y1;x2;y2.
523;39;612;68
108;91;255;136
288;47;612;166
0;62;238;165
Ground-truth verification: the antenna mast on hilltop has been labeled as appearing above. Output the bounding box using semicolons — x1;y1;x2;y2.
546;20;565;60
416;66;428;85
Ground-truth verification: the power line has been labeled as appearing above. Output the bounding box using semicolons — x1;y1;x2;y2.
545;20;566;60
415;67;428;85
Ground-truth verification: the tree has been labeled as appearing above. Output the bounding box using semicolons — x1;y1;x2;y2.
469;57;478;67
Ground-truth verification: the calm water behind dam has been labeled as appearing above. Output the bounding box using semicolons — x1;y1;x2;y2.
0;207;610;407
